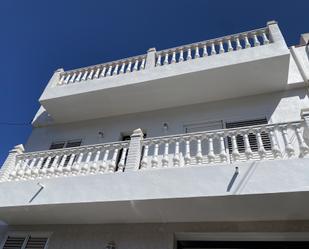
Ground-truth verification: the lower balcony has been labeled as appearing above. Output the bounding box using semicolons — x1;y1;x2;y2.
1;119;309;224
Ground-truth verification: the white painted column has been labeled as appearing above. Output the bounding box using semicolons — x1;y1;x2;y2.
0;144;24;182
301;108;309;145
145;47;156;69
125;128;144;171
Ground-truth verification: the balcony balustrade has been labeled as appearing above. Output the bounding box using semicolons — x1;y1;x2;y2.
57;27;270;86
1;120;309;182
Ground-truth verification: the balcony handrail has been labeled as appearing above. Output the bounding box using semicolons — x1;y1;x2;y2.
155;26;270;55
60;53;147;76
17;140;129;159
143;119;302;143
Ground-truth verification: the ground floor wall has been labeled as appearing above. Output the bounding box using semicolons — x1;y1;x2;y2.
2;221;309;249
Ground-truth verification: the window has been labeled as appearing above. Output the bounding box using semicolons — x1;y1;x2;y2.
226;118;271;154
49;139;82;150
1;233;50;249
43;139;82;168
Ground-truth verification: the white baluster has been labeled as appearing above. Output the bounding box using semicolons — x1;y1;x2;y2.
94;68;101;78
151;143;159;168
243;34;251;48
207;136;215;163
41;156;52;174
179;49;184;62
196;137;203;164
126;60;132;72
186;47;192;60
173;140;180;167
117;147;128;172
253;34;260;47
256;130;266;158
48;155;60;176
17;158;29;179
100;67;107;77
227;38;233;52
219;134;227;162
64;74;71;84
294;126;309;158
211;42;216;55
72;152;83;174
194;45;200;58
106;65;113;76
231;133;240;161
281;126;295;158
140;145;149;169
99;149;109;173
219;41;225;54
58;75;65;85
90;150;101;173
32;157;42;177
113;63;119;75
87;69;94;79
163;53;169;65
162;141;169;167
171;51;176;64
69;72;77;83
156;54;162;66
81;151;92;173
140;58;146;69
67;154;76;167
268;128;282;158
133;59;139;71
261;31;270;44
120;62;126;74
108;148;119;172
235;36;242;50
202;44;208;57
75;71;83;82
81;70;88;81
243;133;253;159
184;139;191;165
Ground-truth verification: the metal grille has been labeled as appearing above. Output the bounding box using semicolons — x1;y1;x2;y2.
24;237;48;249
3;236;26;249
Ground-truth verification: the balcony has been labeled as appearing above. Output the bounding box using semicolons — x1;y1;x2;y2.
39;21;290;123
1;118;309;224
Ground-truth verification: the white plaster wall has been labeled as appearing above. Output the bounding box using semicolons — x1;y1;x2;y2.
25;88;309;152
3;222;309;249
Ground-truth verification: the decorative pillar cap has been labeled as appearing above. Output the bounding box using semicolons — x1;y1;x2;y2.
147;47;156;53
10;144;25;154
267;20;278;26
55;68;64;73
131;128;144;137
301;108;309;118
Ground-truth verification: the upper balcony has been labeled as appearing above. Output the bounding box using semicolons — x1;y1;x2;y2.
39;21;290;124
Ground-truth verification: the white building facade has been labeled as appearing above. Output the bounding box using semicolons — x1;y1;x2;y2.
1;21;309;248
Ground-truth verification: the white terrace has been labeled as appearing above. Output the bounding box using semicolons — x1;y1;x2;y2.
39;21;290;123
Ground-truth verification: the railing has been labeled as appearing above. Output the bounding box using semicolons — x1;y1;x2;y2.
140;120;308;169
155;27;270;66
56;26;271;86
8;141;129;181
58;54;147;85
3;120;308;182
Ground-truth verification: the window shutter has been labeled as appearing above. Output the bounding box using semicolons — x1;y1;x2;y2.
2;236;26;249
65;139;82;148
226;118;271;154
24;237;48;249
49;141;66;150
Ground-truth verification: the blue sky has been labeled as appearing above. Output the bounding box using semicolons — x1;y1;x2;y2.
0;0;308;164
